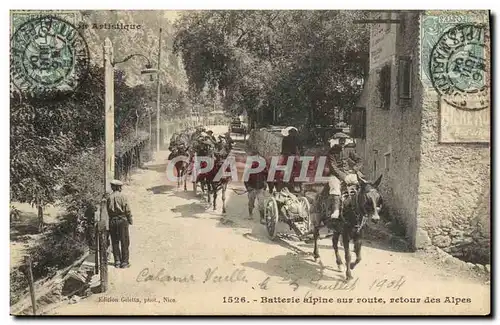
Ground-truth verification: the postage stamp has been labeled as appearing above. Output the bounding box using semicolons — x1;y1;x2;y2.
10;14;90;94
429;23;488;111
420;11;490;111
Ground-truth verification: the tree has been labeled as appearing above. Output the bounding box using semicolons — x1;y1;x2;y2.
173;10;369;128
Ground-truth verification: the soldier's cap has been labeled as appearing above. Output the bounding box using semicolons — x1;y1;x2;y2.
333;132;350;139
281;126;298;137
110;179;123;186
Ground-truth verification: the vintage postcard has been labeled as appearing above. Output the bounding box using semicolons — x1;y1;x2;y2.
9;9;490;316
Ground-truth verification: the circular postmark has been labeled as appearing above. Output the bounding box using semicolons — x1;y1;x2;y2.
429;23;489;111
10;16;90;94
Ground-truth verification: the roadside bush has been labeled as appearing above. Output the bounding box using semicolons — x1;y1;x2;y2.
10;268;28;305
59;147;104;216
27;215;87;281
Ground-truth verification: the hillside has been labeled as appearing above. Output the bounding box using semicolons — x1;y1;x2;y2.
78;10;187;90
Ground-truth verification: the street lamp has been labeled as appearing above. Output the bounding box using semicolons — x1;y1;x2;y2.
103;38;158;194
136;29;163;154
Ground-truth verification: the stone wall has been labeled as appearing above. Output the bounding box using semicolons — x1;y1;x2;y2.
417;94;490;263
247;128;283;158
357;12;423;249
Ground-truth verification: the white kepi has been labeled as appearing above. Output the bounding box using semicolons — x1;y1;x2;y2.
281;126;298;137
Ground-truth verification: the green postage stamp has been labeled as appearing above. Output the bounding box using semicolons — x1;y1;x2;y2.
420;11;490;111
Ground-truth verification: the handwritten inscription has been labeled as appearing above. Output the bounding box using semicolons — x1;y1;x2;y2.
135;267;248;284
203;267;248;283
136;268;196;284
135;266;407;297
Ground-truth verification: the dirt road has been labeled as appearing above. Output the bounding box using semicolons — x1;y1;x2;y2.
50;125;490;316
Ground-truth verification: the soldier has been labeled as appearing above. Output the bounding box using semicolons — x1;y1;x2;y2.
206;130;217;144
281;126;304;156
326;132;363;219
107;179;133;268
244;155;268;224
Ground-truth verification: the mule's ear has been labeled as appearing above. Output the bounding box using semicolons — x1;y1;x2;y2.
373;174;383;188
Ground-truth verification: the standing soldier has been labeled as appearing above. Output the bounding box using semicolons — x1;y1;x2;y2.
244;153;268;224
107;180;133;268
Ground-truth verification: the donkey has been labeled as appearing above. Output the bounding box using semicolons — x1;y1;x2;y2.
190;140;213;195
168;145;189;191
311;174;383;281
205;141;231;213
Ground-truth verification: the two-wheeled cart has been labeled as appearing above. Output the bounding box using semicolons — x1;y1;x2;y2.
264;192;313;241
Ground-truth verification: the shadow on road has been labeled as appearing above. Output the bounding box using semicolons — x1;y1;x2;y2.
242;252;343;288
147;184;176;194
170;203;207;219
143;163;167;173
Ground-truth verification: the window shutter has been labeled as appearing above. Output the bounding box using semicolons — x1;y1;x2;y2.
398;56;412;100
379;64;391;109
350;107;366;139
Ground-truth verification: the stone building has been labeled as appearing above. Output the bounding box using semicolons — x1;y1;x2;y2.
352;11;490;263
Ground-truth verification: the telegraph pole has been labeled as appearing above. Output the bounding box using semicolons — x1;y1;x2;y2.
101;37;113;293
156;28;162;153
104;37;115;194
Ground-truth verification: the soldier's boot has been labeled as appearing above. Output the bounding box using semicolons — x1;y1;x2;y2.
248;207;253;219
330;195;341;219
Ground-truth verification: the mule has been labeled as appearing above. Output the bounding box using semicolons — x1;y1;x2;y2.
168;147;189;191
205;142;231;213
311;174;383;281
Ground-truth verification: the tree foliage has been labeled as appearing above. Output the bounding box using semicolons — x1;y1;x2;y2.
173;10;369;127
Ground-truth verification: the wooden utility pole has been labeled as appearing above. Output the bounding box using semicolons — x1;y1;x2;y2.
98;198;109;292
104;37;115;193
156;28;162;153
101;37;113;293
24;256;36;315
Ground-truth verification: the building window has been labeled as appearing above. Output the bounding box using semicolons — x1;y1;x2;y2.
350;107;366;139
398;56;412;100
377;64;391;109
384;151;391;171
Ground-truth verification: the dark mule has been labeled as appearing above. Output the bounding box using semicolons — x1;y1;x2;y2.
168;146;189;191
205;141;231;213
311;174;383;281
189;142;213;195
169;130;193;191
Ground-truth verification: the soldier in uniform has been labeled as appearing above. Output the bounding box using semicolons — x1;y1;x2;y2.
244;153;268;224
326;132;363;219
206;130;217;144
107;180;133;268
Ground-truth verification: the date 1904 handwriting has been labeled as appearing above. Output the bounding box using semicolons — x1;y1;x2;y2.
135;267;405;293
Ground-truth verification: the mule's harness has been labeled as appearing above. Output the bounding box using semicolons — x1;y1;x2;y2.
343;186;368;233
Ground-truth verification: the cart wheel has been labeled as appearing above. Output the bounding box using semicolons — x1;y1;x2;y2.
265;197;279;240
299;197;312;232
